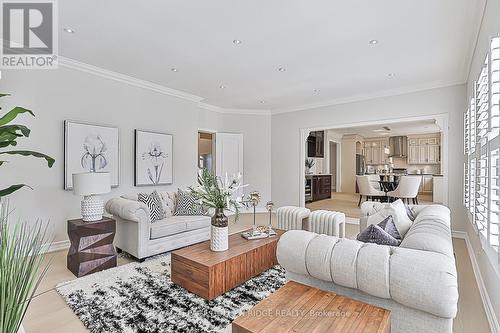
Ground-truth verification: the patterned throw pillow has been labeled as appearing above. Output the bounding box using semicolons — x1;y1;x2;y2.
356;224;401;246
377;215;401;240
174;189;205;216
138;191;166;223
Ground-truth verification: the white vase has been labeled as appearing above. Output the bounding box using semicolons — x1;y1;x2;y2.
211;225;228;251
18;325;26;333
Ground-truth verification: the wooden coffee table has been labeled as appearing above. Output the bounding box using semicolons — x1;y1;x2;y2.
171;229;285;300
233;281;391;333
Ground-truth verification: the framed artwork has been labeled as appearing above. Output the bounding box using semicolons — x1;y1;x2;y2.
135;130;173;186
64;121;120;190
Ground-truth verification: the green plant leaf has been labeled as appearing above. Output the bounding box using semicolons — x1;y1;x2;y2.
0;107;34;126
0;150;55;167
0;141;17;148
0;93;10;98
0;124;31;137
0;184;32;197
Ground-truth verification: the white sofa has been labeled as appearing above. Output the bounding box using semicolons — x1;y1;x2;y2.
105;191;210;260
277;202;458;333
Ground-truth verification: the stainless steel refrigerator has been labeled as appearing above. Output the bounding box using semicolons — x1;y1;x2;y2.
356;154;365;176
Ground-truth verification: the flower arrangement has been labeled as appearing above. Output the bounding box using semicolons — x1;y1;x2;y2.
189;168;247;226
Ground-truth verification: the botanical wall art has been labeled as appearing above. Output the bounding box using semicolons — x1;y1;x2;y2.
135;130;173;186
64;121;119;189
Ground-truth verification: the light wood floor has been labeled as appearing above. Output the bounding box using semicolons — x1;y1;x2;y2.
306;192;434;218
24;213;489;333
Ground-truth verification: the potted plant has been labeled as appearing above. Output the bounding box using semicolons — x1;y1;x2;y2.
305;158;315;174
0;93;55;333
189;168;247;251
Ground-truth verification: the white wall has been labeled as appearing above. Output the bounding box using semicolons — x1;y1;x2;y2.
271;84;466;231
463;0;500;323
0;67;271;242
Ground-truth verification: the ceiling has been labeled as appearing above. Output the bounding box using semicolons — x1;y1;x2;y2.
331;119;441;138
59;0;485;112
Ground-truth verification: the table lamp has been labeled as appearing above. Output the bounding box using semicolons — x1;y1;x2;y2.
72;172;111;222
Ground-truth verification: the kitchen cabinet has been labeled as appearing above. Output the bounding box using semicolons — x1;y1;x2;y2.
310;175;331;201
423;175;433;192
408;146;419;164
307;131;324;158
407;135;440;165
363;139;389;165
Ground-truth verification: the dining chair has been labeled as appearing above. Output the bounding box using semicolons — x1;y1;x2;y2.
387;176;421;204
356;175;386;206
366;174;382;190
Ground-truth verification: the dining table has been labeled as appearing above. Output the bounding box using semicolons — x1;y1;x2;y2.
378;176;400;202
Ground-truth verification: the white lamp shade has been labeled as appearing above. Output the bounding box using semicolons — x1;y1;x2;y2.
72;172;111;196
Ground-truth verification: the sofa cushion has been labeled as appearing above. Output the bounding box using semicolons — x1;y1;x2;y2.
138;191;166;222
400;205;453;257
150;216;210;239
357;244;391;299
174;189;205;216
357;224;400;246
366;199;413;237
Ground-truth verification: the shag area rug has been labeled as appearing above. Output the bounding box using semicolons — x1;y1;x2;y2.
57;254;286;333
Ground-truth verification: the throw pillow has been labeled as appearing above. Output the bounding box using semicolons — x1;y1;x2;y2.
174;189;205;216
366;199;413;238
404;203;416;221
138;191;166;223
377;215;401;240
357;224;401;246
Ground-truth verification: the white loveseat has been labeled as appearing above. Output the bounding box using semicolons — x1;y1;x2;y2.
105;191;210;260
277;202;458;333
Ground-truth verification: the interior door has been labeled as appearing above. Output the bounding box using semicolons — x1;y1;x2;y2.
216;133;244;196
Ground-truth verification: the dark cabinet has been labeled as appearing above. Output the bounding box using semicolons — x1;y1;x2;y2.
311;175;331;201
307;131;325;158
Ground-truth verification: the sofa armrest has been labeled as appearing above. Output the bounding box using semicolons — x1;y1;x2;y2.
105;197;150;224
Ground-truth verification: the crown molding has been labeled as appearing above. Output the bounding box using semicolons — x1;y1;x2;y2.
198;102;270;115
271;80;466;115
58;57;466;117
59;56;205;103
59;57;270;115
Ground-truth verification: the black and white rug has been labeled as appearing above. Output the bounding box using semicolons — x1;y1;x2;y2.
56;254;286;333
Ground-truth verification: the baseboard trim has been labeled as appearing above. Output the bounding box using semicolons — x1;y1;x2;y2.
43;240;70;253
453;230;500;333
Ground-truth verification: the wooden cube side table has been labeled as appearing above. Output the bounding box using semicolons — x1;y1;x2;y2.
67;217;117;277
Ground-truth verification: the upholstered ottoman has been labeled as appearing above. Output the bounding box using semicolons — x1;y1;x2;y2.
307;210;346;238
276;206;310;231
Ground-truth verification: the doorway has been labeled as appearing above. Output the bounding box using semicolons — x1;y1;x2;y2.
198;131;215;173
329;142;338;192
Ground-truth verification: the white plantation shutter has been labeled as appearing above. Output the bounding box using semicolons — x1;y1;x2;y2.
490;148;500;253
471;96;477;153
464;35;500;267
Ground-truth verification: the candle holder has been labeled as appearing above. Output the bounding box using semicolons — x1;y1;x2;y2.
265;201;277;236
241;191;268;240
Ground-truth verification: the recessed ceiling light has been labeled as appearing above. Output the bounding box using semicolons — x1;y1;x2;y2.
233;39;242;45
171;68;178;72
388;73;396;78
219;84;226;89
259;100;266;104
278;67;286;72
369;39;378;45
64;27;75;33
313;89;320;93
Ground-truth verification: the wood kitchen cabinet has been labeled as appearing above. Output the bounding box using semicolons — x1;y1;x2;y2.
407;134;440;165
363;139;389;165
307;131;325;158
311;175;331;201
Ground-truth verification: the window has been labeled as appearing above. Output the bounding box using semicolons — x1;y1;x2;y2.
464;35;500;268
